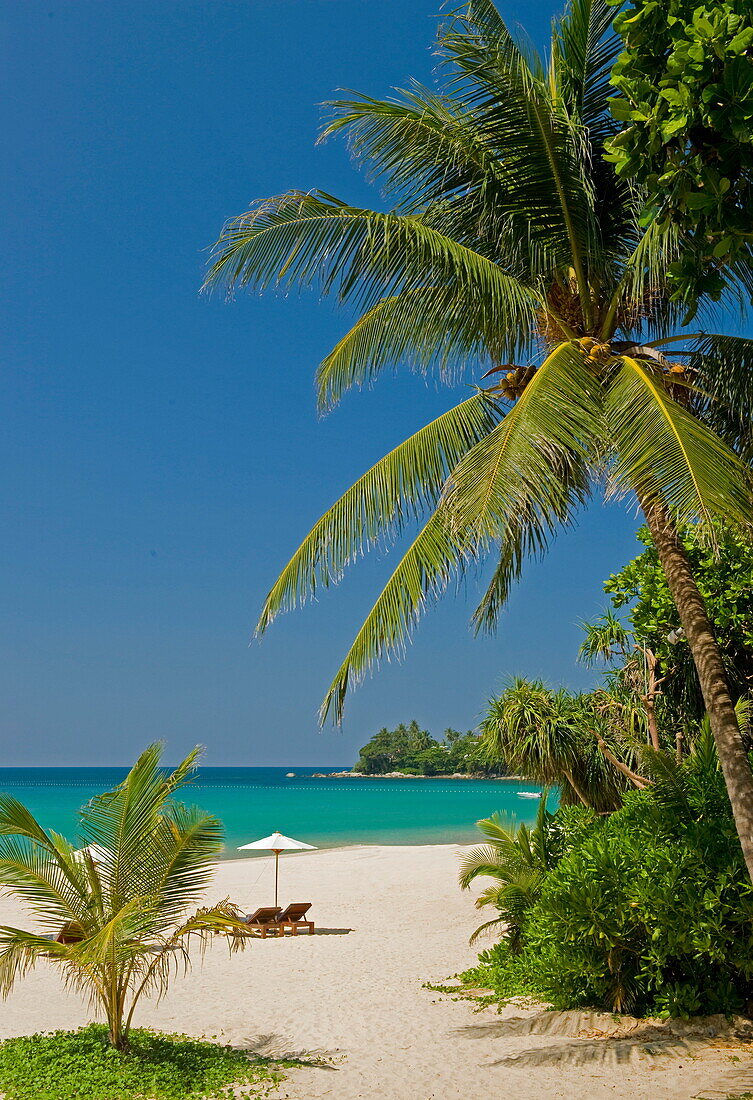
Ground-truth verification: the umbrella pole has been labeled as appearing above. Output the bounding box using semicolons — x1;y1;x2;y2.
274;850;280;907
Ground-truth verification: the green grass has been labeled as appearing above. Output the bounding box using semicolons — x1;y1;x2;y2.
0;1024;295;1100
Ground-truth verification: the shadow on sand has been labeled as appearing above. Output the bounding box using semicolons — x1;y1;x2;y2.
454;1009;750;1070
235;1032;341;1070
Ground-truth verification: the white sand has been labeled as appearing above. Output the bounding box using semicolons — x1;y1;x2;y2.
0;844;751;1099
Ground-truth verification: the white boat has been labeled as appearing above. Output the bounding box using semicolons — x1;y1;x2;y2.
286;772;296;778
517;791;542;799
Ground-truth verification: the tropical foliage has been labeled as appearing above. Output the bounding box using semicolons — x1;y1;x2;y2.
463;728;753;1016
478;518;753;807
208;0;753;724
458;794;583;947
605;522;753;723
354;720;488;775
479;678;633;811
0;745;244;1050
206;0;753;878
0;1026;288;1100
606;0;753;304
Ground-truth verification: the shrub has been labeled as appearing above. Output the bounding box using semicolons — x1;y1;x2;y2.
464;735;753;1017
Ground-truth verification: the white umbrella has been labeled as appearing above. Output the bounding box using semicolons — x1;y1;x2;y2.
236;831;317;906
73;844;110;864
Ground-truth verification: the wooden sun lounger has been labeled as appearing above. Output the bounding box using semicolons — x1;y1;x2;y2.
55;921;85;945
276;902;314;935
242;905;283;938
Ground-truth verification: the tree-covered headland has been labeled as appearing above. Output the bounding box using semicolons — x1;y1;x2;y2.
353;720;492;776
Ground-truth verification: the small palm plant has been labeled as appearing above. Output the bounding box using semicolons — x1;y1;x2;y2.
459;795;555;948
0;744;243;1050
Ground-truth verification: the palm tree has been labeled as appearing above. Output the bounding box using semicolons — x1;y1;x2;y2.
479;678;630;811
0;745;243;1050
579;610;666;751
205;0;753;876
458;795;556;948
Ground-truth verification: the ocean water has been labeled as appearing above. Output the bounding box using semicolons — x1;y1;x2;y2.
0;767;545;855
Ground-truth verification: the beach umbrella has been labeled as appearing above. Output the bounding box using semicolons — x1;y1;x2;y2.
236;831;316;906
72;843;110;864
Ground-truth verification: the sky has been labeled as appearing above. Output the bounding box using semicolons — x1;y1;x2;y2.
0;0;644;766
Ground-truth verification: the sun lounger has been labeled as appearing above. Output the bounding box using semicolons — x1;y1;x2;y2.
242;905;283;938
276;902;314;935
55;921;85;945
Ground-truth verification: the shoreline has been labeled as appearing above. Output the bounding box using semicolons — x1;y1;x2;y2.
309;770;527;780
0;843;746;1099
218;839;472;864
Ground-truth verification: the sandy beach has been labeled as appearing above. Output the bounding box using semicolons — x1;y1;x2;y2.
0;844;751;1100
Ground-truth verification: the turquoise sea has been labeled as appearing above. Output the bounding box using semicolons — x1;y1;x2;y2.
0;768;544;855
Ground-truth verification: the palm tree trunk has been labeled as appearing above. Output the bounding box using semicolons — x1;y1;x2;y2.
642;647;661;751
595;735;650;789
563;767;591;807
640;496;753;881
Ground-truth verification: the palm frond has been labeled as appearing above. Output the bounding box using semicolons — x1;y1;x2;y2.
600;219;683;340
0;843;85;929
0;928;79;998
459;793;552;946
444;342;602;541
605;355;753;531
320;85;507;216
315;285;527;409
205;191;535;360
439;6;599;313
688;334;753;462
554;0;620;139
458;844;511;889
471;517;557;634
319;504;482;723
578;608;631;666
257;393;500;634
78;745;201;908
148;804;225;929
468;914;512;946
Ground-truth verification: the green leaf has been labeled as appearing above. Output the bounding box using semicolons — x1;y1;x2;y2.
257;393;501;633
605;355;753;531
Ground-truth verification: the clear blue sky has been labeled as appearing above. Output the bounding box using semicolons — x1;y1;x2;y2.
1;0;643;766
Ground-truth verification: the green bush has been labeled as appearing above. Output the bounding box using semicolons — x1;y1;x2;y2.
465;736;753;1017
0;1025;290;1100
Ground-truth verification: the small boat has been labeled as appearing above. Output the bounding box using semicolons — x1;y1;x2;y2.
517;791;542;799
286;772;296;778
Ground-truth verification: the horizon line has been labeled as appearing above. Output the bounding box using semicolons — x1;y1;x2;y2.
0;762;354;769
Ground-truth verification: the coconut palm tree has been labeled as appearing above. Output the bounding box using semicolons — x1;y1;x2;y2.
205;0;753;876
0;745;243;1050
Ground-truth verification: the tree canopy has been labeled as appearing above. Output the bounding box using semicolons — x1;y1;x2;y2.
606;0;753;304
605;522;753;722
354;720;488;775
207;0;753;724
